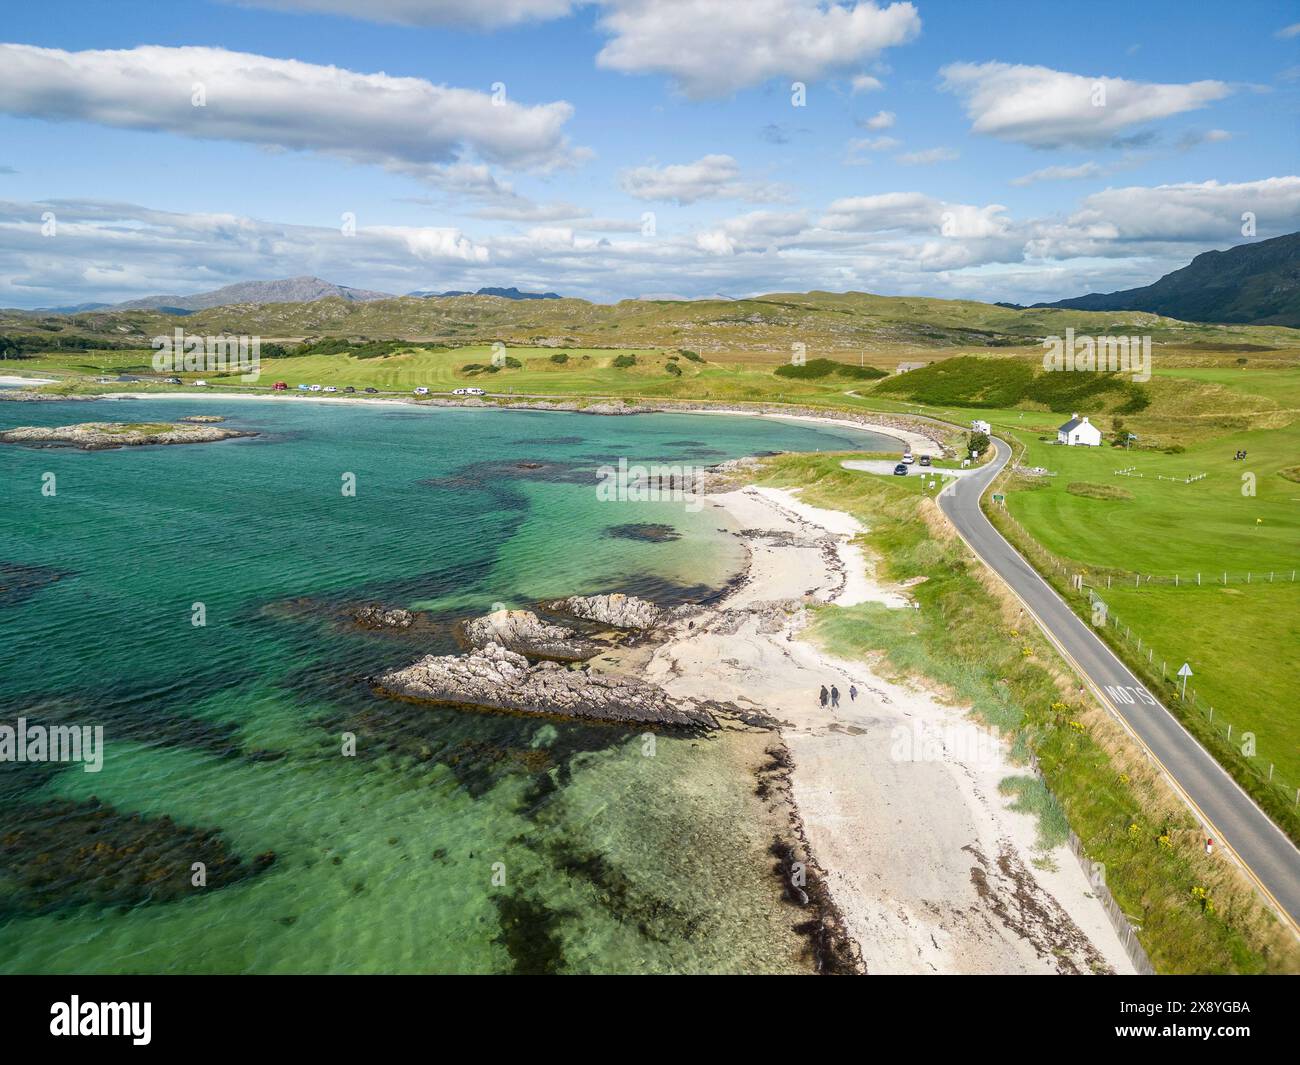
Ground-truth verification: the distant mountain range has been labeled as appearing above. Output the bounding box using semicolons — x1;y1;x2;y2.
1034;232;1300;327
408;286;561;300
110;276;395;313
25;277;567;314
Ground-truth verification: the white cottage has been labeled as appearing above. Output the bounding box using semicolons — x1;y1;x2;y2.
1057;413;1102;446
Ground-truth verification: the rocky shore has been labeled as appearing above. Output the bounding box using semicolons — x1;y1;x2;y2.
0;421;255;450
373;633;726;730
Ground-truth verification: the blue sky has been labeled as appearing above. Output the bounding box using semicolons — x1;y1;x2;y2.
0;0;1297;307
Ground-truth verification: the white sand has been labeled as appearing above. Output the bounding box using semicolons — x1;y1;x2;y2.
679;407;938;454
0;375;56;386
646;485;1136;975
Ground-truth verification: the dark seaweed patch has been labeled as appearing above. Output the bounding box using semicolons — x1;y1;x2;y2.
491;890;570;974
602;523;682;543
0;798;273;916
0;562;74;609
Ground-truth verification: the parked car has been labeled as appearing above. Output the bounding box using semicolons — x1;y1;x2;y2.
901;453;914;464
194;379;208;387
413;386;430;396
323;386;338;393
272;381;287;391
165;377;182;385
343;386;356;393
308;384;322;392
918;455;931;467
453;387;486;396
363;387;379;394
297;383;311;391
893;463;909;476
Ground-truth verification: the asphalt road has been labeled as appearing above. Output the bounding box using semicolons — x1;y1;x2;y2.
939;437;1300;932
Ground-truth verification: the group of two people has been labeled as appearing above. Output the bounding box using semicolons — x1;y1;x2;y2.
819;683;857;708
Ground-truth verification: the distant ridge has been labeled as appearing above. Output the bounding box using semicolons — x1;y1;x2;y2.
114;276;395;312
1034;232;1300;327
409;286;562;300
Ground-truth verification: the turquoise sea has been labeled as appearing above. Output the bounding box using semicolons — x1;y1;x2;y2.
0;395;889;973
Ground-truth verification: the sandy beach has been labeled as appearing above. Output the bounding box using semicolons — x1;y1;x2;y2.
641;481;1136;974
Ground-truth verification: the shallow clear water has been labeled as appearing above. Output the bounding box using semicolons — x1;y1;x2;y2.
0;396;889;973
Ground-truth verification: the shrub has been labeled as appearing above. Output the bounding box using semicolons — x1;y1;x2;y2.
774;358;887;380
665;361;682;376
549;352;569;364
679;350;704;363
611;353;637;368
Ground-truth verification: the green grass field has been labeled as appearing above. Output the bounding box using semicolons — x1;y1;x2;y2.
973;368;1300;813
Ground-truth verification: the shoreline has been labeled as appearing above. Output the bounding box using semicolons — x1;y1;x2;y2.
6;385;941;455
633;477;1136;974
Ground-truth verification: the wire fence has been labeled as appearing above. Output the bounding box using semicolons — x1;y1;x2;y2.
992;507;1296;590
1084;587;1298;810
982;502;1299;814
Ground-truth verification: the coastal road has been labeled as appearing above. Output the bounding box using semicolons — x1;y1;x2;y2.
938;437;1300;933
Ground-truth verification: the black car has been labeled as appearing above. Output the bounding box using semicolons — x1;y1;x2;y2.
363;387;379;393
893;463;909;476
919;455;932;467
343;386;356;393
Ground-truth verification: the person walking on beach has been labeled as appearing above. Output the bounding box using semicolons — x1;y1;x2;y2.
830;685;840;708
849;684;858;702
819;685;829;707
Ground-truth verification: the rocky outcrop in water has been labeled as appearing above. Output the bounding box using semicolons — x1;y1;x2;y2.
547;593;663;630
0;421;255;450
461;609;600;662
373;641;720;729
0;390;96;403
351;605;417;629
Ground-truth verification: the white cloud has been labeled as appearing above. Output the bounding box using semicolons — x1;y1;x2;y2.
1033;177;1300;251
818;192;1004;237
896;146;959;165
940;61;1232;149
851;74;885;93
1010;162;1103;187
595;0;921;99
0;44;581;175
6;178;1296;309
235;0;577;29
619;154;786;204
1275;22;1300;38
861;109;896;129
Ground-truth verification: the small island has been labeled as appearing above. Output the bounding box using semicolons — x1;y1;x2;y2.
0;421;256;450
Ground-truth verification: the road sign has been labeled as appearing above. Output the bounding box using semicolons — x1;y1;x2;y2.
992;493;1004;504
1177;662;1192;698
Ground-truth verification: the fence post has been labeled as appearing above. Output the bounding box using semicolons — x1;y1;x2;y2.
1162;661;1166;678
1196;573;1200;586
1270;764;1274;782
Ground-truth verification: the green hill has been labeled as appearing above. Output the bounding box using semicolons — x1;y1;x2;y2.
1036;232;1300;327
873;355;1150;413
